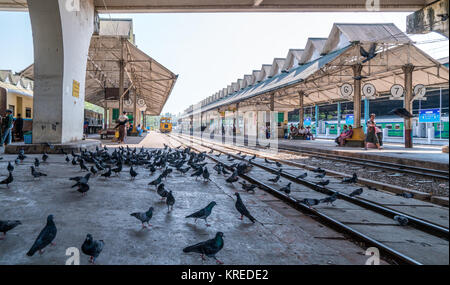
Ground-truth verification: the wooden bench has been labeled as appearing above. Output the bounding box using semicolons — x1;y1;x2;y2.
344;127;365;147
99;128;117;140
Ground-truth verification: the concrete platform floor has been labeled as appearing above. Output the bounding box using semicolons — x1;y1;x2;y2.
0;132;374;265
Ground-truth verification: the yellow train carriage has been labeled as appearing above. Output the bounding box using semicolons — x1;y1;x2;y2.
160;117;172;133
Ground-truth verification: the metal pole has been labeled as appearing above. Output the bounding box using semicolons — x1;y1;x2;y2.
440;87;442;140
315;104;319;135
337;102;341;135
352;64;363;128
299;91;304;128
364;99;370;133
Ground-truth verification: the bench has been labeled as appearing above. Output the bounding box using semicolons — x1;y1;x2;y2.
343;127;365;147
99;128;117;140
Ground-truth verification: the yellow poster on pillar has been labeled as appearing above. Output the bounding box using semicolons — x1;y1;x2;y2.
72;80;80;98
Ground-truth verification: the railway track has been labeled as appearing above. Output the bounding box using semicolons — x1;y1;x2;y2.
166;133;449;265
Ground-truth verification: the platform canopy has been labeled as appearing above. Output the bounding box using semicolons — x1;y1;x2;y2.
0;0;432;12
20;35;177;116
184;23;449;116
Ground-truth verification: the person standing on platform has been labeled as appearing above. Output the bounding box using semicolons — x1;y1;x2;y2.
15;113;24;141
365;113;382;150
1;109;14;147
115;111;129;144
83;118;89;139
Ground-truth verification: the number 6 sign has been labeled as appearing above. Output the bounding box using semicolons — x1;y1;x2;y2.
390;84;404;99
340;83;353;98
362;83;376;99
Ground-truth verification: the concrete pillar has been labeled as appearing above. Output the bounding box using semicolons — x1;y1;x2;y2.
298;91;304;128
364;99;370;132
108;107;113;127
132;91;138;133
337;102;341;135
27;0;95;143
403;64;415;148
352;64;363;128
103;104;107;129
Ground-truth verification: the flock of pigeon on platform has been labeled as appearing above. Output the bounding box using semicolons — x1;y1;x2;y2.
0;143;412;264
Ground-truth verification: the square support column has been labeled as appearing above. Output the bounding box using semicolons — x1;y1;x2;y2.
298;91;304;128
352;64;363;128
364;99;370;132
315;105;319;134
337;102;341;135
403;64;415;148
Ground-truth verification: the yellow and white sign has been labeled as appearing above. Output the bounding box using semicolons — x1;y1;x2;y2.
72;80;80;98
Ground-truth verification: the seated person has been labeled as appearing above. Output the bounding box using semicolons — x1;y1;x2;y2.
305;126;314;140
289;125;299;139
336;125;353;146
127;124;133;136
335;125;348;145
136;124;143;137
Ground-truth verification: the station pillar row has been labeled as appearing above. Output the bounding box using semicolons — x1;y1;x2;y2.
27;0;95;144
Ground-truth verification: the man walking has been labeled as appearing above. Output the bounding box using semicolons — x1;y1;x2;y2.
1;109;14;147
15;113;24;141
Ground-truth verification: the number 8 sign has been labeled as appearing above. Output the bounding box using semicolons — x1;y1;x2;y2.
390;84;404;98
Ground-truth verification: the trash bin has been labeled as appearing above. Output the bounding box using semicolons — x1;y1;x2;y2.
24;131;32;144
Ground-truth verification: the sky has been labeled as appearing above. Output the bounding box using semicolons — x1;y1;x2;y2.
0;11;448;115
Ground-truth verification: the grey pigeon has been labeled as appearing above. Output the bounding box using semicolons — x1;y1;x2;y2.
235;193;256;223
275;161;282;168
166;191;175;212
349;188;363;197
396;192;414;199
280;182;291;194
301;198;320;208
342;173;357;184
130;166;138;180
185;201;217;226
268;174;281;183
191;167;203;180
34;158;40;168
131;207;154;228
315;172;326;179
320;192;338;206
157;183;169;200
394;215;409;226
0;220;21;239
296;172;307;179
101;167;112;178
0;171;13;187
7;162;14;172
27;215;57;256
225;170;239;184
149;175;162;186
81;234;104;264
42;153;49;162
239;181;257;193
183;232;224;264
77;183;90;196
31;166;47;179
202;167;211;181
317;179;330;187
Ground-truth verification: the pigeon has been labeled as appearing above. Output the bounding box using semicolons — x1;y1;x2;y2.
394;215;409;226
34;158;40;168
296;172;307;179
79;160;89;172
166;191;175;212
177;167;191;175
14;159;20;165
71;157;78;165
90;166;98;176
396;192;414;199
27;215;57;256
148;175;162;186
65;156;70;163
183;232;224;264
0;171;13;187
81;234;105;264
130;207;154;228
202;167;211;182
225;170;239;184
349;188;363;197
70;173;91;188
111;162;122;176
390;107;414;119
342;173;357;184
360;43;377;63
77;183;90;196
268;174;281;183
234;193;256;223
301;198;320;208
156;183;169;200
42;153;49;163
275;161;282;168
320;192;338;206
191;167;203;180
316;180;330;187
7;162;14;172
185;201;217;226
264;158;273;164
280;182;291;194
312;167;325;173
130;166;138;180
315;172;326;179
239;181;257;193
31;166;47;179
100;167;112;178
0;220;21;239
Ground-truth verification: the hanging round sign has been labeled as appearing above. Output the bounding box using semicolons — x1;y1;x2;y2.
340;83;353;98
362;83;376;98
413;84;426;97
390;84;404;98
